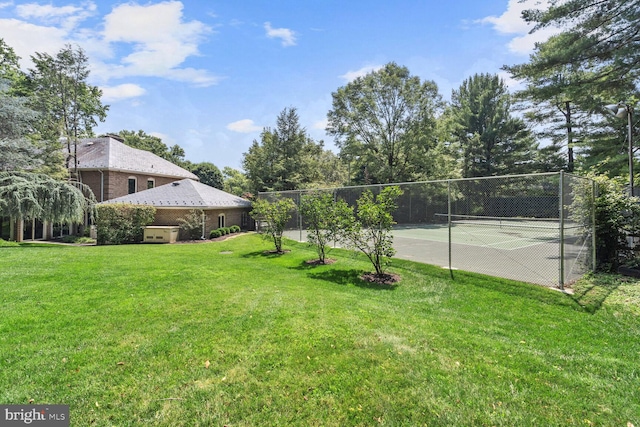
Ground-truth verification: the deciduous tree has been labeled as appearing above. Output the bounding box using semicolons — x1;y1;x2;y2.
340;186;403;277
249;197;296;253
327;62;444;183
29;44;108;173
299;191;351;264
189;162;223;189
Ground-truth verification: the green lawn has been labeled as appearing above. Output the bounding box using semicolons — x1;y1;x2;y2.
0;234;638;426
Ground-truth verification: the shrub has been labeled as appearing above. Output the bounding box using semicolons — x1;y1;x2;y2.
218;227;227;235
223;227;231;235
230;225;241;233
95;204;156;245
210;229;222;239
177;209;205;240
571;174;640;271
61;235;95;244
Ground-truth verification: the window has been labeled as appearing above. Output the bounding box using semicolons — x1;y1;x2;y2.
218;214;225;229
128;177;137;194
147;179;155;189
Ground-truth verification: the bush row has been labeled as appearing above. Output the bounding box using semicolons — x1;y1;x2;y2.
210;225;241;239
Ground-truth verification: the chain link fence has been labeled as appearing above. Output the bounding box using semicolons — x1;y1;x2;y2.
259;172;596;288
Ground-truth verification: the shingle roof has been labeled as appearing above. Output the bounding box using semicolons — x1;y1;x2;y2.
101;179;252;208
75;137;198;180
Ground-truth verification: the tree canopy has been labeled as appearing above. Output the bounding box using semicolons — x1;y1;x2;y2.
327;62;445;184
506;0;640;95
242;107;324;192
189;162;223;189
0;171;95;224
28;44;108;172
445;73;541;178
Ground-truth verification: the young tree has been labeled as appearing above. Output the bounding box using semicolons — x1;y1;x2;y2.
29;44;108;173
445;73;538;178
249;197;296;253
327;62;445;183
242;107;324;192
341;186;403;278
177;209;205;240
299;191;351;264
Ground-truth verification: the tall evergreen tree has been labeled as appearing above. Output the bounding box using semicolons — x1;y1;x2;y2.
242;107;323;192
0;80;41;172
446;73;539;178
506;0;640;95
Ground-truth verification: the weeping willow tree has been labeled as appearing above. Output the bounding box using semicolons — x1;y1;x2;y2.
0;172;96;231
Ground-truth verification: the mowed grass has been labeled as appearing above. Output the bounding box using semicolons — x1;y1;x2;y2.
0;234;638;426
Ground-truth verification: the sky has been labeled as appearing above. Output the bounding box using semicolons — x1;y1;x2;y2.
0;0;557;171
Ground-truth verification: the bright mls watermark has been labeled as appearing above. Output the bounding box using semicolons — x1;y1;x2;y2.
0;405;69;426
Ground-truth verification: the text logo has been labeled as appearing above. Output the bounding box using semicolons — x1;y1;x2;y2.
0;406;69;427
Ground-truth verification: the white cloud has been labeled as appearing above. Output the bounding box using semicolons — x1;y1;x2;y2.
264;22;296;47
0;18;68;67
312;119;328;130
478;0;560;55
339;64;383;82
100;83;146;102
100;1;219;86
16;1;96;31
227;119;262;133
497;70;525;92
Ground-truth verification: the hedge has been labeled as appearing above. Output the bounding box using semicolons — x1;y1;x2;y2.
96;204;156;245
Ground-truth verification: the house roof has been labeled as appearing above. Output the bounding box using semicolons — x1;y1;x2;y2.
75;137;198;180
101;179;252;209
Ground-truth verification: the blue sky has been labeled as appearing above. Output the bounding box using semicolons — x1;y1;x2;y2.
0;0;557;170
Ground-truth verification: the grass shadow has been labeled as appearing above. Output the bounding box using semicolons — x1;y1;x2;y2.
240;250;290;259
448;269;585;311
307;268;398;291
569;274;622;314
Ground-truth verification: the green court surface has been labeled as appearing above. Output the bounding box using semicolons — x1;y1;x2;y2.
392;223;562;250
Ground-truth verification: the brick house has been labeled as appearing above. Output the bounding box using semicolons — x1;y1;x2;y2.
2;135;252;241
100;178;254;239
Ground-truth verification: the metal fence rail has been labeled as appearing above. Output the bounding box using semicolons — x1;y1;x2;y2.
259;172;596;289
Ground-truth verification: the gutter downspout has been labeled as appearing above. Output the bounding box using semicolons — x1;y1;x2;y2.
99;169;104;202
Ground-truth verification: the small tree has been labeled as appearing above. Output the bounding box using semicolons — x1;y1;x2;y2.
341;186;403;276
250;197;296;253
299;191;351;264
177;209;205;240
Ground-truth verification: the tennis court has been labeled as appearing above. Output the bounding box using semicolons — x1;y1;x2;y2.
269;172;596;288
284;215;589;287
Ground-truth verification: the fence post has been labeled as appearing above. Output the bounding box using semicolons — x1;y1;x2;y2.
592;179;597;271
559;171;565;290
448;180;452;276
298;192;302;242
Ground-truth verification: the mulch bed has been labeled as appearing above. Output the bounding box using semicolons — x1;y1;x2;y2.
305;258;337;265
360;272;401;285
